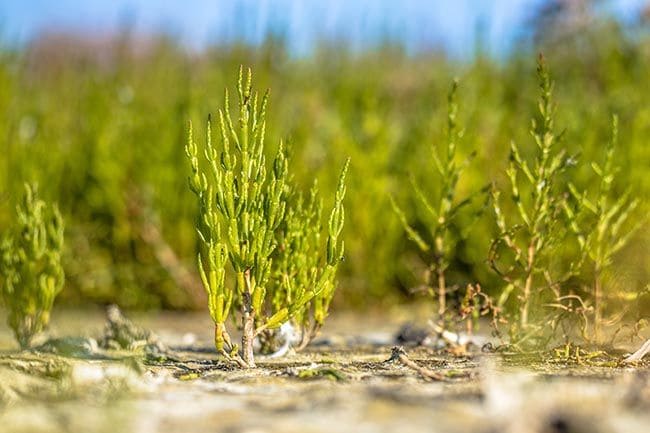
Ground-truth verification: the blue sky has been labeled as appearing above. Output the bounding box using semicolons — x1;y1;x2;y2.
0;0;647;57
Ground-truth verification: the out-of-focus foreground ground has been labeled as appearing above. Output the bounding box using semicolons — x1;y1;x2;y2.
0;308;649;433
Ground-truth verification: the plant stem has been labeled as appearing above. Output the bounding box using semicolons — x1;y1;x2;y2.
437;268;446;318
521;242;536;329
594;267;602;344
239;270;256;367
18;326;31;350
434;234;446;319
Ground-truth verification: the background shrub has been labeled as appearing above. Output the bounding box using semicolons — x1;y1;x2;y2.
0;184;64;348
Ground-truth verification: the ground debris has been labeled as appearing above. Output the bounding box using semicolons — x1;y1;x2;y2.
34;336;104;358
0;353;71;379
99;304;166;353
27;305;168;361
387;346;451;381
395;323;430;345
295;365;349;382
623;339;650;364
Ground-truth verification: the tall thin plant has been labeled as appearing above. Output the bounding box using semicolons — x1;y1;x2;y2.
565;115;643;342
392;80;484;322
489;55;576;337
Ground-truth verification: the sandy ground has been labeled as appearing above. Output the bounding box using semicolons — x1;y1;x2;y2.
0;307;649;433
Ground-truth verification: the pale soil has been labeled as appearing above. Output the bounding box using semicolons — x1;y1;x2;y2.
0;307;649;433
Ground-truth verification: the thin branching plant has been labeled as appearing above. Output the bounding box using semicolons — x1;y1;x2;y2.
458;284;504;340
391;80;486;326
0;183;65;348
565;115;643;343
186;67;349;367
489;55;578;344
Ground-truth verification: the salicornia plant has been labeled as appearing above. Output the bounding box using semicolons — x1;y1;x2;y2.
565;115;642;343
186;67;349;367
0;183;65;348
391;80;484;322
272;171;348;350
489;55;576;338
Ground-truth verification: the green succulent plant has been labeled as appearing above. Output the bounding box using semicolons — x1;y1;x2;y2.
1;183;65;348
186;67;349;367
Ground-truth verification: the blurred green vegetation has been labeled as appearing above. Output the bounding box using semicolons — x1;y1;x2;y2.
0;18;647;320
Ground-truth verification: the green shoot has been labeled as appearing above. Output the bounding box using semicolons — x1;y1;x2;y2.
273;160;348;349
489;55;576;337
391;80;484;323
0;183;65;348
566;115;643;343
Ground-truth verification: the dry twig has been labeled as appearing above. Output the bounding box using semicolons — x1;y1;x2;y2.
387;346;447;381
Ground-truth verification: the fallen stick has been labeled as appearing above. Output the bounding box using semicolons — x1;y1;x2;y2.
387;346;446;381
623;339;650;364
